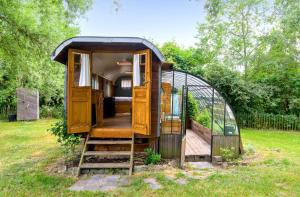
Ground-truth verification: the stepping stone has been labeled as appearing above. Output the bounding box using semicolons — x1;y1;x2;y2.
175;178;187;185
188;162;213;170
144;178;162;190
182;170;214;180
69;175;131;192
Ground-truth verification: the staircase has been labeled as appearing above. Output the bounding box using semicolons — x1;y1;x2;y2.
77;134;134;176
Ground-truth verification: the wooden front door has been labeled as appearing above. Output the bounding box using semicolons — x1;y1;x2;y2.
67;49;92;134
132;49;151;135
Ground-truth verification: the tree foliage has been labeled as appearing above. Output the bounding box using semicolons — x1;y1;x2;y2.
159;0;299;116
160;41;205;76
0;0;93;109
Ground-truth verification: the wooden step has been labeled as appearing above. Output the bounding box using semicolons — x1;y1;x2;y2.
87;140;132;145
80;162;130;169
90;128;133;138
84;151;131;156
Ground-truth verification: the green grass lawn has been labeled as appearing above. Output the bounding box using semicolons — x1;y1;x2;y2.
0;119;300;196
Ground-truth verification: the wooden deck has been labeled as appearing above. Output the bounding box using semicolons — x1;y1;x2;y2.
90;113;133;138
185;129;210;156
103;113;131;128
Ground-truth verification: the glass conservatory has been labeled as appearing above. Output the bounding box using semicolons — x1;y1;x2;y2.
159;69;240;161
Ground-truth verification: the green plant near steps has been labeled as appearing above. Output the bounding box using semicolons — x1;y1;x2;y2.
220;147;238;162
144;148;161;165
195;109;211;128
187;93;212;128
187;93;200;119
48;118;81;156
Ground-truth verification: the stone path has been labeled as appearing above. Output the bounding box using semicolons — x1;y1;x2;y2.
175;178;187;185
144;178;162;190
69;175;131;192
183;161;215;179
188;161;213;170
165;174;188;185
69;162;214;192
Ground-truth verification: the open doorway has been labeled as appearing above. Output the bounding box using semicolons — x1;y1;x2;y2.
90;50;151;136
91;52;133;129
103;76;132;128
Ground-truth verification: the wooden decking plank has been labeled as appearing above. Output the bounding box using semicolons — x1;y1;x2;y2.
84;151;131;156
185;129;210;156
90;128;133;138
87;140;132;145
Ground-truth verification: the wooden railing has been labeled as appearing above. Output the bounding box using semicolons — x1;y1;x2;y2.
237;112;300;131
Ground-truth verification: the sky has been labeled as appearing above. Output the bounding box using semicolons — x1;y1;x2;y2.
78;0;207;47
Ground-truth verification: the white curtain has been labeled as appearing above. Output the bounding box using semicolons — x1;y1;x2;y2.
94;76;99;90
133;54;140;86
79;54;91;86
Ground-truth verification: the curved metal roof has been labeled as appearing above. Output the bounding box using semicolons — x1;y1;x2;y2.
51;36;165;64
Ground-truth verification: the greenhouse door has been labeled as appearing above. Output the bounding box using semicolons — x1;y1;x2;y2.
67;49;92;134
179;86;188;168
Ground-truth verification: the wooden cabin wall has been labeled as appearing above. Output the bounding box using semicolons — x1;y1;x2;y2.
148;55;161;150
64;65;67;117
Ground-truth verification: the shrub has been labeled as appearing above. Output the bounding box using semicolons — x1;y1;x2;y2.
144;148;161;165
187;93;200;119
40;105;64;119
195;109;211;128
220;147;238;162
244;144;256;155
48;118;81;156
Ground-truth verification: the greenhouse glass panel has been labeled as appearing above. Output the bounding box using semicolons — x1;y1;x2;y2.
213;91;225;135
225;104;239;135
160;70;239;137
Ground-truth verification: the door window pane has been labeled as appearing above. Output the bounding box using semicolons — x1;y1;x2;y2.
133;53;146;86
73;53;91;87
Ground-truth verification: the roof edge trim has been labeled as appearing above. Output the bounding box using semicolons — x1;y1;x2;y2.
51;36;165;62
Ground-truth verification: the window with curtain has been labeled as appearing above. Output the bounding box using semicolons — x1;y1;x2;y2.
121;79;132;89
133;54;145;87
73;53;91;87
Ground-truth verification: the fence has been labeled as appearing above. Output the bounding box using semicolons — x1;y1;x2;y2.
0;106;16;119
237;112;300;131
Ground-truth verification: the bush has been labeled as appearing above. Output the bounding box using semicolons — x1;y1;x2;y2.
220;147;238;162
244;144;256;155
144;148;161;165
187;93;200;119
40;105;64;118
48;118;81;155
195;109;211;128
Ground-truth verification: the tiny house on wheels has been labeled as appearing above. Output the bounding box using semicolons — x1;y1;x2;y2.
52;36;242;175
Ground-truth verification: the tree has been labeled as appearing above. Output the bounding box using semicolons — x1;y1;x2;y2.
0;0;93;109
204;64;268;114
160;41;205;76
195;0;300;115
247;0;300;114
197;0;270;75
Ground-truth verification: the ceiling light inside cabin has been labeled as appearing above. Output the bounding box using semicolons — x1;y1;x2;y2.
117;61;132;66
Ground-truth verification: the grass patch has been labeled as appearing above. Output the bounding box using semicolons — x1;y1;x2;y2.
1;120;300;196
